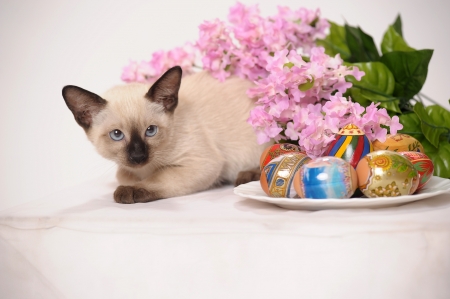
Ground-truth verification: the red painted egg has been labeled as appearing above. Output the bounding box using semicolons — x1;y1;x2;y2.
399;151;434;191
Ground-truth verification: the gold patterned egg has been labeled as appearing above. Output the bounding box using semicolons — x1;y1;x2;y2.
260;153;311;198
259;143;303;170
356;150;419;197
372;134;424;153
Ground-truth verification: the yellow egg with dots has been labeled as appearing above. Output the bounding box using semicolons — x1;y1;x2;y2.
356;150;419;197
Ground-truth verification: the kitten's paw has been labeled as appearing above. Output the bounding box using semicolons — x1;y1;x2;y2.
235;168;261;186
114;186;160;204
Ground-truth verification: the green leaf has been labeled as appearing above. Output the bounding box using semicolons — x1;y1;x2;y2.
345;24;380;62
344;88;371;106
316;21;351;61
298;77;315;91
424;105;450;128
283;62;294;69
413;102;450;147
413;133;450;178
392;14;403;37
380;49;433;99
419;138;450;178
346;62;400;112
381;25;415;54
398;112;423;137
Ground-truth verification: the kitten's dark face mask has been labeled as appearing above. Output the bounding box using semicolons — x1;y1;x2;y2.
106;122;162;168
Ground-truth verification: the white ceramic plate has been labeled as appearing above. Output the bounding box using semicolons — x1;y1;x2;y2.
234;176;450;210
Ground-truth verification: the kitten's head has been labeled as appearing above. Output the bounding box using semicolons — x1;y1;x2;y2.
62;66;182;169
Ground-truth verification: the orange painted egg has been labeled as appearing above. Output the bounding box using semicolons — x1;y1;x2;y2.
323;124;373;168
259;143;303;170
372;134;425;153
260;153;311;198
399;151;434;191
293;156;357;199
356;150;419;197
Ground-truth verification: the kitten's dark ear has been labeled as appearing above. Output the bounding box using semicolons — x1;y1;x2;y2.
62;85;107;130
146;66;182;112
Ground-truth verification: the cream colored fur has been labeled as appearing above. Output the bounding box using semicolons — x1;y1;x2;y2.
87;71;268;201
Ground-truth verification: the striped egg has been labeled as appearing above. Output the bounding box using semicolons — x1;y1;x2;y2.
323;124;373;169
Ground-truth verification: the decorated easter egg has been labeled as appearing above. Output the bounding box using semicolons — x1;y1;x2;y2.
259;143;303;170
372;134;425;153
293;156;358;199
323;124;373;168
356;150;419;197
260;153;311;198
399;151;434;191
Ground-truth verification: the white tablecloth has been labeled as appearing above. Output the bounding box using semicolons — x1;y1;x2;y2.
1;173;450;299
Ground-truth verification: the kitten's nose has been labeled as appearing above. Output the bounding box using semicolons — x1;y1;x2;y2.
127;131;149;165
129;151;147;164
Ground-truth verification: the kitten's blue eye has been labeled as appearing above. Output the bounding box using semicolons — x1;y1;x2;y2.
109;129;124;141
145;125;158;137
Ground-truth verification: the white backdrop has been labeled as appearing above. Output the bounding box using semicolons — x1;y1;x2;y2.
1;0;449;210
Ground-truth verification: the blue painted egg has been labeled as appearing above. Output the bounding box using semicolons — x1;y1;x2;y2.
323;124;373;168
293;156;358;199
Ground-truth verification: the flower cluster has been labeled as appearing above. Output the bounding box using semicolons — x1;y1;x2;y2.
120;2;328;83
120;2;403;157
197;3;329;81
246;47;402;157
121;42;197;83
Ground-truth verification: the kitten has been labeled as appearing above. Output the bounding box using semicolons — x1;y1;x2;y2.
62;66;268;204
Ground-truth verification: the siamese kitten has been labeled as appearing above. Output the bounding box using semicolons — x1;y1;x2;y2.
62;66;268;204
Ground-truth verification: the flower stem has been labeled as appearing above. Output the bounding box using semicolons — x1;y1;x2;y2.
419;92;440;105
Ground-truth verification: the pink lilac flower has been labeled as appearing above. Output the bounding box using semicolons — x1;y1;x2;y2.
196;18;236;81
123;3;330;83
121;61;139;83
285;122;300;140
120;42;196;84
247;47;403;157
121;3;402;157
195;2;329;81
167;43;196;73
388;116;402;135
247;106;283;144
